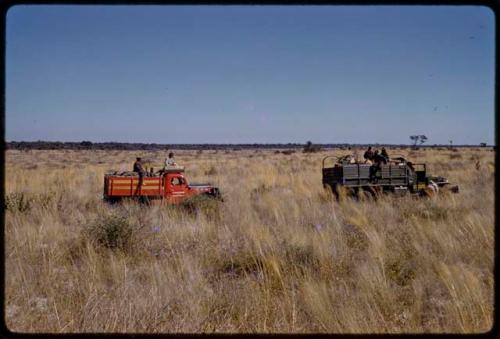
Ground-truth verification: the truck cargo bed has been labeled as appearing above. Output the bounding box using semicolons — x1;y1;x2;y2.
104;175;163;197
323;163;411;187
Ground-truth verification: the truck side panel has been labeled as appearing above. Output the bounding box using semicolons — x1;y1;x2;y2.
323;164;410;187
342;165;371;186
105;176;163;197
322;167;342;185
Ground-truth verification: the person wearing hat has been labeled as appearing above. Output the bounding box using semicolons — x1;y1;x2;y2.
133;157;146;191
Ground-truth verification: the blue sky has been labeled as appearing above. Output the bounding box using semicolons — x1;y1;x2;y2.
6;5;495;144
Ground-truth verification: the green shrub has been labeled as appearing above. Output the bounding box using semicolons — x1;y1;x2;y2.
86;214;133;249
5;192;32;213
342;223;369;251
385;259;416;286
34;193;55;209
204;166;217;176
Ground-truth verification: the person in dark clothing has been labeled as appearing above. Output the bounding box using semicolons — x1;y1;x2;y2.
133;157;146;192
380;147;389;161
133;157;145;173
369;164;377;182
369;150;387;182
363;146;374;162
374;151;388;165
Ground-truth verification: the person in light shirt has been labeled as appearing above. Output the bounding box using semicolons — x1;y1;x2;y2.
165;152;177;167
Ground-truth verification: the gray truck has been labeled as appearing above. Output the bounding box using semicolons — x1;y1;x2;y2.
322;155;459;200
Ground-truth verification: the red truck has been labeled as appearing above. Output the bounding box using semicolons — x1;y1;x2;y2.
103;167;221;204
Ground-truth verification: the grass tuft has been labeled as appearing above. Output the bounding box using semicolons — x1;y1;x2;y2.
5;192;32;212
85;213;134;250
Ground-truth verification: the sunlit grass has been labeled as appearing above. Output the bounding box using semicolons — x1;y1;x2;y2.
4;147;494;333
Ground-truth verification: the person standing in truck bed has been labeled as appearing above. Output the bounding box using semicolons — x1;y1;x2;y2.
363;146;374;164
373;150;387;165
369;150;388;182
381;147;390;161
133;157;146;191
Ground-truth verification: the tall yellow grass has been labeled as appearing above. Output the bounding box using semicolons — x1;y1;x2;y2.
4;147;494;333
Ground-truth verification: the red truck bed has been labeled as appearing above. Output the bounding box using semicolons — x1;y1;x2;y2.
104;175;163;197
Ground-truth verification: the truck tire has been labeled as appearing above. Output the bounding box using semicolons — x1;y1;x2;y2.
205;188;223;201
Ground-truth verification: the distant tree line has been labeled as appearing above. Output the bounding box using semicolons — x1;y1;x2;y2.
6;141;309;151
303;141;322;153
5;140;491;151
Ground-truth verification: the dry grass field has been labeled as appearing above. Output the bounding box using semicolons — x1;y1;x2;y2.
4;146;495;333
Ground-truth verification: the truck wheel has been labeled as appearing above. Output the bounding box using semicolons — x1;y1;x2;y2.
204;191;223;202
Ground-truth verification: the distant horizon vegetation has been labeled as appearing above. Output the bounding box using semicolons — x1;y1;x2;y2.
5;140;493;151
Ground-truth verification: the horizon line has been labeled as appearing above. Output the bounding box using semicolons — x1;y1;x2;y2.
5;140;493;147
